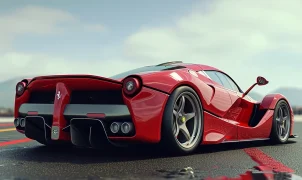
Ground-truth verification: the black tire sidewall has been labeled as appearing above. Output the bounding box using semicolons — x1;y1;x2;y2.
161;86;203;154
270;99;291;143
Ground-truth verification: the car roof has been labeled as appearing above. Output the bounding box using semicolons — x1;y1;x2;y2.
158;61;223;72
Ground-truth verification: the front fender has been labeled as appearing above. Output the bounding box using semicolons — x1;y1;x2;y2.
260;93;291;110
260;93;294;135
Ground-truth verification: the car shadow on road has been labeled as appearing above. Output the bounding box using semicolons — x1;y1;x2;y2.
4;139;297;164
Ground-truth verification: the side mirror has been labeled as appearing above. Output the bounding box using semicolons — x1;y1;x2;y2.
257;76;269;86
242;76;269;98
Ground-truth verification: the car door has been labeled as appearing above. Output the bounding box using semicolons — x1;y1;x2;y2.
199;70;238;141
214;72;243;122
198;70;233;117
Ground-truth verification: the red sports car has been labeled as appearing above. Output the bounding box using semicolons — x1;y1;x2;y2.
13;61;297;154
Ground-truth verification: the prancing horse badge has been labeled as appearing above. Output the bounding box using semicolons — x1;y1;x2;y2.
56;91;61;100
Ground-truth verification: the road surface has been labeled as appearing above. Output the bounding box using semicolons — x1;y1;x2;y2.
0;116;301;179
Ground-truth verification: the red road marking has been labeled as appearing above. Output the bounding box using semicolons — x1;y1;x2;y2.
0;138;32;147
244;148;294;173
0;123;14;127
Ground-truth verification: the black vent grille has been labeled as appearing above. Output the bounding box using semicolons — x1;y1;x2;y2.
70;90;124;104
28;91;56;104
27;90;124;105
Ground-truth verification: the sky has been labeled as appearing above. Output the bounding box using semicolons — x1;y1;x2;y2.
0;0;301;95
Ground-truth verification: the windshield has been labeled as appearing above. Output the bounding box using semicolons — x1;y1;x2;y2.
110;65;185;79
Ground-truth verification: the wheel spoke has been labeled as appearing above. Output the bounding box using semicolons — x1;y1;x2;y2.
279;126;283;136
282;127;286;136
278;108;283;120
174;104;179;111
173;109;178;117
174;121;180;137
178;96;185;113
283;116;288;121
276;117;281;122
184;112;195;121
179;123;191;141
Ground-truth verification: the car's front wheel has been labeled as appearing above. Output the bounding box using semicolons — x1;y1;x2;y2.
270;99;291;144
161;86;203;154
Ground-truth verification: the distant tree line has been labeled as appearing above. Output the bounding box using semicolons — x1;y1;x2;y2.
293;107;302;115
0;107;14;117
1;106;302;117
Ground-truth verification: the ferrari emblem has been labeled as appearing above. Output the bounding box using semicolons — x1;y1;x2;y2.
56;91;61;100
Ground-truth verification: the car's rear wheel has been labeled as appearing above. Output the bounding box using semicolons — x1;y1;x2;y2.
161;86;203;154
270;100;291;144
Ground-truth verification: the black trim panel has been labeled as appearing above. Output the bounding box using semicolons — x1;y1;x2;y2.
248;104;268;127
143;85;170;95
70;118;126;148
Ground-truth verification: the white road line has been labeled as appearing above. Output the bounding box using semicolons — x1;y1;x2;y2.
294;115;302;122
0;117;13;123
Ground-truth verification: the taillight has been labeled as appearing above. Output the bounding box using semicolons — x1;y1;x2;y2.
16;81;27;96
123;77;141;97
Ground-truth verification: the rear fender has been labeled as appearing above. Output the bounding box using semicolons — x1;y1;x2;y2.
138;69;214;108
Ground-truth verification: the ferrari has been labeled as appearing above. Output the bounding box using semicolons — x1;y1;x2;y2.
13;61;297;154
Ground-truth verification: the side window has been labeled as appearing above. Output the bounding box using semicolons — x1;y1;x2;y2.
226;76;240;92
215;72;234;90
216;72;240;92
204;71;223;86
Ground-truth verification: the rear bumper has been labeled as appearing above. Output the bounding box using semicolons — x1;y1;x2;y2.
14;87;170;147
18;104;131;122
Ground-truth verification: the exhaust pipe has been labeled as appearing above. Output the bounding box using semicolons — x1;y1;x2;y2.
110;122;121;134
14;118;20;127
121;122;133;134
20;118;26;128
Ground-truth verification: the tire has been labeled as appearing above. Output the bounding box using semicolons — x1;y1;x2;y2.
161;86;203;154
269;99;291;144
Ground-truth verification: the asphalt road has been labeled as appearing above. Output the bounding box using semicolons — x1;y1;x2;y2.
0;118;301;180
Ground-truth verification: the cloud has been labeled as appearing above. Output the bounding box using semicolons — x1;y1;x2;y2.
0;5;134;82
84;24;107;32
123;0;302;91
0;5;105;52
0;52;136;81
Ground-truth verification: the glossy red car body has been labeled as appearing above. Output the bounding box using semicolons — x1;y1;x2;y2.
13;62;295;147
